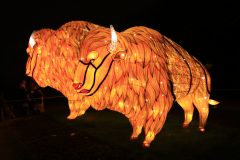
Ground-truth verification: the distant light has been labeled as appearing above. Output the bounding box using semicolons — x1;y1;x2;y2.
70;132;76;136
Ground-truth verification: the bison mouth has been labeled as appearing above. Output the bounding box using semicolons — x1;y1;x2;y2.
74;53;113;96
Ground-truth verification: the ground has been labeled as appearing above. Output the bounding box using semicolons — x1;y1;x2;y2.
0;96;239;160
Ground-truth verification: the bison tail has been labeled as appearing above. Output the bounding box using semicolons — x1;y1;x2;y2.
208;99;220;106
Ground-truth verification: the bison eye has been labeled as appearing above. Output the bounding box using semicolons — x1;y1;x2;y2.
87;51;99;62
112;51;126;61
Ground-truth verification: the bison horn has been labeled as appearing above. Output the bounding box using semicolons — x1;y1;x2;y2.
109;25;117;52
29;31;36;48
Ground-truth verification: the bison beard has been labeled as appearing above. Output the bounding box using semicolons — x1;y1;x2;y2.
25;21;219;147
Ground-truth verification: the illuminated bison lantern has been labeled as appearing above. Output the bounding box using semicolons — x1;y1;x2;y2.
25;21;219;147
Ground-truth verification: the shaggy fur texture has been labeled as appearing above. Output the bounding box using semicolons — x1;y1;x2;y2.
25;21;218;147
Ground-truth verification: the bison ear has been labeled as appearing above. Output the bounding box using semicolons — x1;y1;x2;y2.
29;31;36;48
108;25;117;52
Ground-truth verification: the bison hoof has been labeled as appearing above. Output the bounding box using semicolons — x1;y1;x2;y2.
130;136;138;141
199;127;205;132
183;123;189;128
142;142;150;148
67;114;77;120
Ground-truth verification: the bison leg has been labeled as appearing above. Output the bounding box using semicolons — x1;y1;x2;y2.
177;95;194;128
193;94;209;132
143;104;169;147
67;100;90;119
130;124;143;140
129;108;147;140
129;118;144;140
67;100;77;119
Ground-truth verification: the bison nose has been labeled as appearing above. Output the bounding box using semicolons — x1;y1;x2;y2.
87;51;99;62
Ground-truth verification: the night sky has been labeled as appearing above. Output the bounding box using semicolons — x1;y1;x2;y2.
1;1;239;97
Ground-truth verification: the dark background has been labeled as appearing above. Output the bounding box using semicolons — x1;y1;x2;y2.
0;0;239;98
